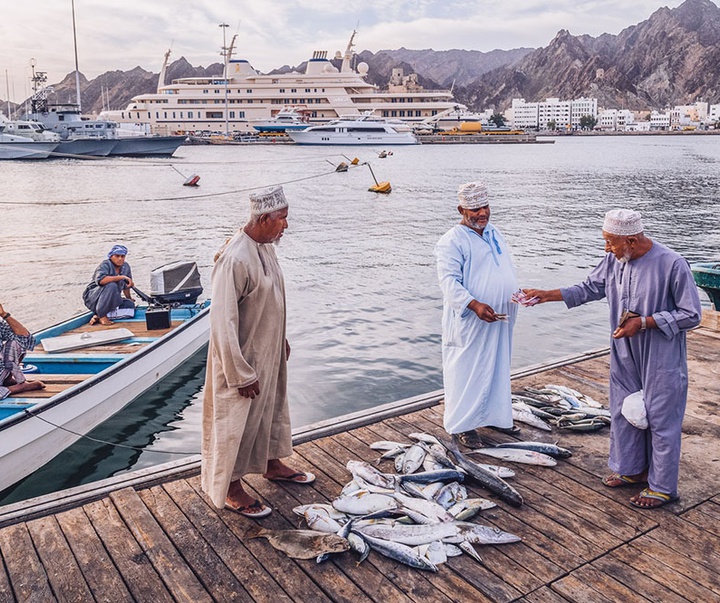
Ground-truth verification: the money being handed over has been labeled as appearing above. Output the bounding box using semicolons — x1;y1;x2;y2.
511;289;540;307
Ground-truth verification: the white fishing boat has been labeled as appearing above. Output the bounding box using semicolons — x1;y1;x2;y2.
0;132;59;159
288;113;418;145
0;264;209;493
100;31;464;135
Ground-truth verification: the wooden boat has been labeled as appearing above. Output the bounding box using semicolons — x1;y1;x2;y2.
0;302;209;493
691;262;720;310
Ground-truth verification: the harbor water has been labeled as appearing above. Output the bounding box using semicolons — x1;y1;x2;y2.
1;135;718;503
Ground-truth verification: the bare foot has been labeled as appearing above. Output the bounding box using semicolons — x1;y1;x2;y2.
98;317;114;326
630;488;676;509
225;479;257;510
8;380;46;395
88;315;100;325
262;459;315;483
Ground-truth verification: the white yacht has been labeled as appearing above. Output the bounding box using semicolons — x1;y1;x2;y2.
287;113;418;145
251;107;310;133
0;132;59;159
100;31;465;136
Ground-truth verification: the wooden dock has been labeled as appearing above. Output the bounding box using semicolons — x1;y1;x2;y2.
1;319;719;602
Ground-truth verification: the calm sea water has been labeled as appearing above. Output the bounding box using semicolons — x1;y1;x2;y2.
1;135;718;503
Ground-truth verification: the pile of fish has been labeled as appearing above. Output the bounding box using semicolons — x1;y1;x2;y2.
252;432;571;572
512;383;612;432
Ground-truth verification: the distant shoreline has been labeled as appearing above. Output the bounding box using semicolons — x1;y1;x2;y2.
538;129;720;137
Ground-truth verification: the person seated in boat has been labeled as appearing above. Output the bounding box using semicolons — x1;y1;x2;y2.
83;244;135;326
0;303;45;399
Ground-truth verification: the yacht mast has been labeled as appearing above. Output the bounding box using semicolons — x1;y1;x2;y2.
219;23;230;136
340;30;357;73
157;47;172;93
71;0;82;111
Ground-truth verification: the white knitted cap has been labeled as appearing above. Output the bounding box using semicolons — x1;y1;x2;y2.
249;185;288;216
603;209;643;236
457;181;489;209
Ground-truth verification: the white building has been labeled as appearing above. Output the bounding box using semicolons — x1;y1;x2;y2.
597;108;636;131
649;111;671;130
710;103;720;123
510;97;598;130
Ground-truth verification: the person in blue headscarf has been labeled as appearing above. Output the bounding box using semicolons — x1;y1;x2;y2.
82;244;135;326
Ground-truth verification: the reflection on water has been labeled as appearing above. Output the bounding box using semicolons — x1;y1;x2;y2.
0;348;207;506
0;136;718;501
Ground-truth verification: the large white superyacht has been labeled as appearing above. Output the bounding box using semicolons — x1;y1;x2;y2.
100;31;465;135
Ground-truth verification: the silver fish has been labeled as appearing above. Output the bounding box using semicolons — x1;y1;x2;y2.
394;452;405;473
245;526;350;560
414;540;447;565
357;521;459;545
401;444;427;474
398;469;466;484
512;403;553;431
475;463;515;479
332;490;397;515
441;436;523;508
448;498;497;520
293;503;347;521
394;492;455;524
423;456;445;472
556;418;607;431
443;543;464;557
495;441;572;458
408;432;442;446
346;460;395;489
468;448;557;467
305;510;344;533
458;540;483;563
433;482;468;509
454;521;522;545
369;440;410;451
347;532;370;564
353;531;438;572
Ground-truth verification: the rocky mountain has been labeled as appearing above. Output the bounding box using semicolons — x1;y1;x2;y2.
2;0;718;115
460;0;720;110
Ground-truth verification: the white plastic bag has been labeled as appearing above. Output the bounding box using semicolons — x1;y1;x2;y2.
621;390;648;429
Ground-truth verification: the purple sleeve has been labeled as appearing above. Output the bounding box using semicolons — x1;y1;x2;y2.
560;257;609;308
652;258;702;339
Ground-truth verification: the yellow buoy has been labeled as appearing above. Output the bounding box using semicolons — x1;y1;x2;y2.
369;181;392;194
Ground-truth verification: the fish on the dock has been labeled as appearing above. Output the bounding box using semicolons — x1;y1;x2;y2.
394;492;455;524
468;448;558;467
369;440;410;451
245;526;350;560
408;432;442;446
512;401;553;431
433;481;468;509
401;443;427;474
347;532;370;564
415;540;447;566
332;490;397;515
292;503;347;520
556;417;607;431
448;498;497;520
441;436;524;508
453;521;522;545
398;468;465;484
495;441;572;458
356;521;459;546
458;540;483;563
545;383;602;408
475;463;515;479
346;460;395;489
352;531;439;572
305;509;345;533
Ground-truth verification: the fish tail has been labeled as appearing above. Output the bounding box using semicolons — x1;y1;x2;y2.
244;526;265;540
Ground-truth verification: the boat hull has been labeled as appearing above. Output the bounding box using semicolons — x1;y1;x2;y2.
55;139;118;157
0;305;209;492
288;132;417;145
0;140;59;160
691;262;720;310
108;136;186;157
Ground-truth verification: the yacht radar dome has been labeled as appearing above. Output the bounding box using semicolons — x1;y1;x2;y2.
357;62;369;75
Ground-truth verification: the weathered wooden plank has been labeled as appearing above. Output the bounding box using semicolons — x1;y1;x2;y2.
551;574;615;603
0;522;54;602
25;515;94;603
54;507;133;603
646;515;720;568
138;485;254;603
517;587;574;603
165;478;322;603
679;503;720;540
109;487;213;603
0;546;17;603
592;553;689;603
612;543;719;603
569;564;655;603
83;497;175;603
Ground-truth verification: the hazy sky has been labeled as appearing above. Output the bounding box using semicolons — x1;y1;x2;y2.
1;0;688;102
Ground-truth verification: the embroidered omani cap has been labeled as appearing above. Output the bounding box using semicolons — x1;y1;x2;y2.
603;209;644;236
249;185;288;216
457;181;489;209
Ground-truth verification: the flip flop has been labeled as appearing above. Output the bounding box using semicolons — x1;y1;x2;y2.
453;431;485;449
630;488;678;509
265;471;316;484
490;425;521;435
602;473;648;488
225;499;272;518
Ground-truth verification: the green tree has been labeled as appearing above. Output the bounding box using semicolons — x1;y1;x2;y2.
489;113;506;127
547;120;557;131
579;115;598;130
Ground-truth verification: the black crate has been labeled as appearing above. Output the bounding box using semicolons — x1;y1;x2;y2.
146;306;171;330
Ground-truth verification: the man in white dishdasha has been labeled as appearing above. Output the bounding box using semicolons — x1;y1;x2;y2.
435;181;519;449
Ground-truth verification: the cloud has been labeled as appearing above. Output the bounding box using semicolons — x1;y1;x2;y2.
0;0;688;103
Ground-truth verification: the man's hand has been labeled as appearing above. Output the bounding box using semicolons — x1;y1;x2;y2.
238;380;260;399
521;289;563;304
468;300;500;322
122;275;134;288
613;315;653;339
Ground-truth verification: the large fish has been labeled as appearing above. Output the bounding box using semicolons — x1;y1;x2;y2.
495;441;572;458
357;521;459;545
401;444;427;474
441;436;524;508
245;526;350;560
393;492;455;524
346;460;395;489
332;490;397;515
475;463;515;479
512;402;553;431
398;468;465;484
352;531;439;572
468;448;558;467
453;521;522;545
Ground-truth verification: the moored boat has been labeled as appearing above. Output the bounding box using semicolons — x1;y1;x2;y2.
0;133;59;160
691;262;720;310
288;113;418;146
251;107;310;133
0;300;210;493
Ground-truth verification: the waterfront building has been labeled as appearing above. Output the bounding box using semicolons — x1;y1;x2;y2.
510;97;598;130
597;108;636;131
649;111;671;130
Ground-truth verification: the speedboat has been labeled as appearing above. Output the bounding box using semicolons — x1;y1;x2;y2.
287;113;418;145
0;263;209;492
0;132;59;160
251;107;310;133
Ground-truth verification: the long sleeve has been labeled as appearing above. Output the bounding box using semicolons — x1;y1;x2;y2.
561;255;609;308
652;258;702;339
208;254;257;389
436;232;474;316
